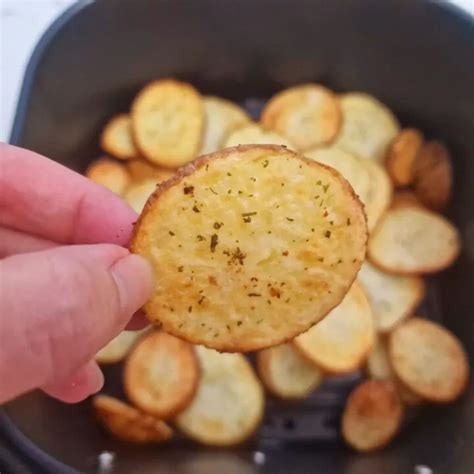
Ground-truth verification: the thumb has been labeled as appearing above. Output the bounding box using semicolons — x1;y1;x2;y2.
0;244;153;404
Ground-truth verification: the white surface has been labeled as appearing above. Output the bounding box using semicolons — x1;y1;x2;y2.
0;0;473;143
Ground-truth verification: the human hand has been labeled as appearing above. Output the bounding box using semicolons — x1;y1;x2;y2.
0;144;153;404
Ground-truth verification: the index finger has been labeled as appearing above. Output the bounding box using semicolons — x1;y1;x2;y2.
0;144;136;245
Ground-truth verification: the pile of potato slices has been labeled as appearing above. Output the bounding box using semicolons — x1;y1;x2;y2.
88;80;467;452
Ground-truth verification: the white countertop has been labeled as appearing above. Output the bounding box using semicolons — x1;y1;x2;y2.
0;0;472;143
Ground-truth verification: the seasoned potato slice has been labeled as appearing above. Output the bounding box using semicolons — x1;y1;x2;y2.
124;180;158;213
293;282;374;374
131;145;367;352
363;161;393;232
389;318;469;402
357;261;424;333
176;346;264;446
368;206;460;274
385;128;424;187
366;337;422;406
261;84;341;150
86;158;130;195
333;93;400;162
200;96;250;154
223;123;293;148
124;331;199;419
95;329;146;364
342;380;403;452
131;80;204;168
257;343;323;400
100;114;137;160
127;159;175;184
93;395;173;443
413;141;453;212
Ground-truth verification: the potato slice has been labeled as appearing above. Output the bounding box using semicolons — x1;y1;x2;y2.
100;114;137;160
368;206;460;274
95;329;146;364
413;141;453;212
131;145;367;352
200;96;251;154
223;123;293;148
357;260;424;333
363;161;393;232
124;180;158;213
127;159;175;183
332;93;400;162
385;128;424;187
124;331;199;419
131;79;204;168
342;380;403;452
85;158;130;195
93;395;173;443
366;337;422;406
257;343;323;400
176;346;264;446
293;282;374;374
261;84;341;150
389;318;469;402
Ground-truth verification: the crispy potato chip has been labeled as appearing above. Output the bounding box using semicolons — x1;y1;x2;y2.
332;93;400;162
127;159;175;183
200;96;251;154
85;158;130;195
363;161;393;232
100;114;137;160
124;331;199;419
358;261;424;333
342;380;403;452
223;123;293;149
385;128;424;187
124;180;158;213
368;206;460;274
261;84;341;150
131;79;204;168
95;329;146;364
93;395;173;443
413;140;453;212
131;145;367;352
176;346;264;446
257;343;323;400
293;282;375;374
389;318;469;402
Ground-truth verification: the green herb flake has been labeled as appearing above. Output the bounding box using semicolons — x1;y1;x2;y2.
227;172;232;177
237;321;243;326
208;187;218;195
169;230;175;236
323;183;330;193
347;217;351;226
213;222;223;230
248;293;261;297
286;217;294;222
210;234;219;253
178;266;184;272
197;234;206;241
192;205;200;213
324;230;331;238
263;160;269;168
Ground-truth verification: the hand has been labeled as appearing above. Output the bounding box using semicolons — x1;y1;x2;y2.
0;144;153;404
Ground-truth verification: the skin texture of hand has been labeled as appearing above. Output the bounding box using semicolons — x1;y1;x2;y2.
0;144;153;404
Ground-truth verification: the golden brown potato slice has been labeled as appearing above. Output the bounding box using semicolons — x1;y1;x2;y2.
127;159;175;184
363;161;393;232
95;329;147;364
357;261;424;333
413;141;453;212
342;380;403;452
124;331;199;419
131;79;204;168
223;123;293;149
366;337;422;406
200;96;251;154
100;114;138;160
385;128;424;187
368;206;460;274
261;84;341;150
293;282;375;374
257;343;323;400
124;180;158;213
389;318;469;403
176;346;264;446
85;158;130;195
131;145;367;352
332;93;400;162
93;395;173;443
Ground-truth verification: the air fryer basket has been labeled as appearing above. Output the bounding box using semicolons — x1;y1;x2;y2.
1;1;473;473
